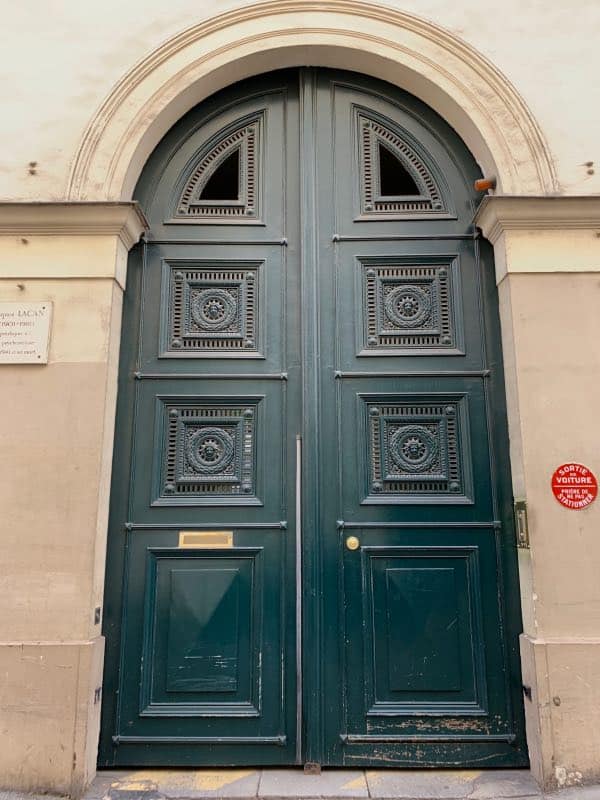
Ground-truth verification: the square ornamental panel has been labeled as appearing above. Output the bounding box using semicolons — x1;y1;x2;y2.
363;395;473;503
153;399;261;505
358;258;463;355
161;262;262;357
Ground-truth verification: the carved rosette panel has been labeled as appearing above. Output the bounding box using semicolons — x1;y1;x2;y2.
165;263;260;355
361;262;456;352
175;114;261;220
159;402;258;501
357;109;445;216
366;398;468;500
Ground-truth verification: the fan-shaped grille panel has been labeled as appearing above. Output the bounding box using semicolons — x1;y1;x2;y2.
358;110;445;216
176;115;261;220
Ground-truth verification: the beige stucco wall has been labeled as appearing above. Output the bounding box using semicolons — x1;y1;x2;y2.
0;1;599;795
0;641;104;797
0;211;145;795
513;272;600;788
476;201;600;790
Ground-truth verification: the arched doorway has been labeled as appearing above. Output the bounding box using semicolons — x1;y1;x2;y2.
100;68;527;769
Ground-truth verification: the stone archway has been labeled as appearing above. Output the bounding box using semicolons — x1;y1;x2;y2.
66;0;556;202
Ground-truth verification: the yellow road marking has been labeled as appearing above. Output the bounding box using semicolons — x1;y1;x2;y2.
366;770;482;783
112;769;256;793
341;775;368;789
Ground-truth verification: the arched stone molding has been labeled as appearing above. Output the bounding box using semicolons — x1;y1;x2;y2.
67;0;557;202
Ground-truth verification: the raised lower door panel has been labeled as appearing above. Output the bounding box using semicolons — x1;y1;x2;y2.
339;529;519;764
114;531;288;753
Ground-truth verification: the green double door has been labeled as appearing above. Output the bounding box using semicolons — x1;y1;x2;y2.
100;69;527;768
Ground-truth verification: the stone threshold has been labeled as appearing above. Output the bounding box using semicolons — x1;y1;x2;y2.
76;768;599;800
3;770;599;800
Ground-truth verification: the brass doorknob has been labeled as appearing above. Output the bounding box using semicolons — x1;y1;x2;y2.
346;536;360;551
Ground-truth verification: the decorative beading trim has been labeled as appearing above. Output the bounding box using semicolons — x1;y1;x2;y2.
358;110;445;215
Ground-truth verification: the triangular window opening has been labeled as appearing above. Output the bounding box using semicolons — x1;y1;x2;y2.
378;143;420;197
199;148;241;202
175;114;261;220
358;110;445;215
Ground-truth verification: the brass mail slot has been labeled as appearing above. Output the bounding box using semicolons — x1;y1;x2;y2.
178;531;233;549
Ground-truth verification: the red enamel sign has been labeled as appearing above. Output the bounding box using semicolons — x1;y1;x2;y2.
551;463;598;509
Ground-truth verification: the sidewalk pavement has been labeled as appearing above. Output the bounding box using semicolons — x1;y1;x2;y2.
2;769;600;800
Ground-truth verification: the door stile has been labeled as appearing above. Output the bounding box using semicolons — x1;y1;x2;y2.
281;76;304;765
298;68;325;765
101;242;144;758
476;230;514;735
314;72;351;765
476;234;527;749
295;433;303;763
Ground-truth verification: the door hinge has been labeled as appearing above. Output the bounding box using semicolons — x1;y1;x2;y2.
514;499;529;549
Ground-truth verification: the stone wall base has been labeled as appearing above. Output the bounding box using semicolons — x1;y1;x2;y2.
0;639;104;797
520;635;600;791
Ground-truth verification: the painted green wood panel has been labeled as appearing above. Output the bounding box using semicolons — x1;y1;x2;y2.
162;567;245;695
312;70;525;767
100;68;527;769
382;566;463;693
114;533;288;750
99;73;301;766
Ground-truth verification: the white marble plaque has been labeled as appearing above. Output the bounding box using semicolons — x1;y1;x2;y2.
0;302;53;363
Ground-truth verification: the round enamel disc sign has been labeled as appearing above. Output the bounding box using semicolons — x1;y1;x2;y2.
551;463;598;509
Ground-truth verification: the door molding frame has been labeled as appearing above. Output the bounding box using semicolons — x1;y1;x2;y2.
67;0;556;202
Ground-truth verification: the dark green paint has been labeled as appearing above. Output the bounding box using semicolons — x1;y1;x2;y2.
100;69;527;768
